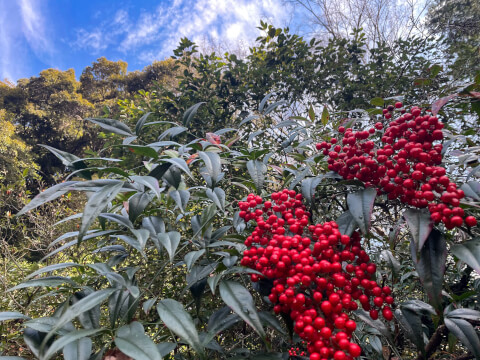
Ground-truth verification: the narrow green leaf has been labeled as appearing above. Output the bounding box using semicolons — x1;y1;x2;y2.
184;250;206;271
26;263;81;280
404;208;433;252
308;104;315;122
183;102;206;127
42;329;100;360
63;337;92;360
447;308;480;321
129;176;162;199
451;239;480;275
16;181;77;216
337;210;357;236
158;231;181;263
169;190;190;212
460;181;480;200
354;309;392;341
163;158;193;180
157;299;204;355
321;106;329;126
79;182;123;242
411;229;447;311
0;312;30;321
135;112;152;135
49;289;115;337
86;118;133;136
115;322;162;360
445;318;480;359
8;277;76;292
206;188;225;210
247;160;267;193
346;188;376;234
219;281;265;338
199;152;223;186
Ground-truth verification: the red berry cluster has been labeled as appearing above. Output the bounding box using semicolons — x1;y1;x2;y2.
239;190;394;360
317;102;477;229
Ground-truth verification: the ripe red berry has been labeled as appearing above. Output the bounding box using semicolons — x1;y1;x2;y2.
465;216;477;227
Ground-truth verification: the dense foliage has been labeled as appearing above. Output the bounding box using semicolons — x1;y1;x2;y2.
1;12;480;360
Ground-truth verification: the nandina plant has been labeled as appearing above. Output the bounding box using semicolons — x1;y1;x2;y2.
0;93;479;360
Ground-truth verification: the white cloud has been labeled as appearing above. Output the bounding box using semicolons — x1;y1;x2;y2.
19;0;55;60
74;0;293;64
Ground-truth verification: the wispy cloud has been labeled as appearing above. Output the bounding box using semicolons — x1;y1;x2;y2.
73;0;293;64
19;0;55;61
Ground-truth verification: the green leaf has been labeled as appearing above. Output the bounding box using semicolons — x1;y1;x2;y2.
49;289;115;337
308;104;315;121
25;263;80;280
301;176;323;206
354;309;392;341
72;288;101;329
206;188;225;210
337;210;357;236
63;337;93;360
451;238;480;275
0;312;30;321
411;229;447;311
346;188;376;234
169;190;190;212
199;151;223;187
380;250;401;278
42;329;100;360
8;276;76;292
128;192;153;222
120;145;158;159
39;145;90;178
184;250;206;271
404;208;433;252
445;318;480;359
129;176;162;199
135;112;152;135
158;231;181;263
184;102;206;127
247;160;267;193
115;322;162;360
79;182;124;242
370;97;384;107
157;343;176;357
157;299;204;355
259;93;273;113
461;181;480;201
219;281;266;338
447;308;480;321
16;181;77;216
163;157;193;180
321;106;329;126
86;118;133;136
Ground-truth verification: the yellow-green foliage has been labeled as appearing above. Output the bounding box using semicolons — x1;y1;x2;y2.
0;110;39;185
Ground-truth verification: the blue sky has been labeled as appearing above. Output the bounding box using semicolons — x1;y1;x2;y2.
0;0;302;82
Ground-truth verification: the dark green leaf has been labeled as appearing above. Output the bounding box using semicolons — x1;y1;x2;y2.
184;102;206;127
169;190;190;212
43;329;100;360
16;181;77;216
128;192;153;223
0;312;30;321
411;229;447;310
404;208;433;252
337;210;357;236
247;160;267;193
461;181;480;201
451;238;480;275
301;176;323;206
219;281;265;338
79;182;124;242
346;188;376;234
8;276;76;292
115;322;162;360
445;318;480;359
63;337;92;360
86;118;133;136
447;308;480;321
354;309;392;341
206;188;225;210
158;231;181;263
157;299;204;355
135;112;152;135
